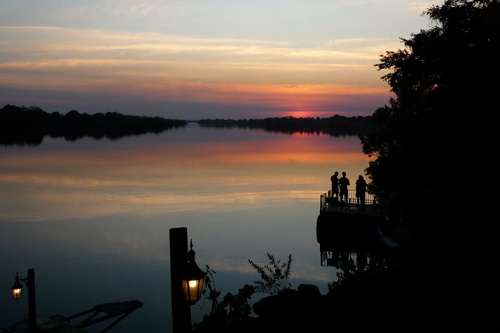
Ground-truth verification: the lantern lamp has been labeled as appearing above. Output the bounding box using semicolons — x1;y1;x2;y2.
181;240;206;305
11;272;23;300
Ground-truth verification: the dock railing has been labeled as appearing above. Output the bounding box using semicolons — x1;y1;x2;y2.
320;190;381;217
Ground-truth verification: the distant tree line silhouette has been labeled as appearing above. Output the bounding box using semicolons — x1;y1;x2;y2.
197;115;374;137
0;104;188;146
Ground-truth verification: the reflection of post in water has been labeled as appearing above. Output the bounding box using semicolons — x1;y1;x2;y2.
321;250;368;271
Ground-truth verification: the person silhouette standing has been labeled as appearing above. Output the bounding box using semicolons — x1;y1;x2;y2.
356;175;367;207
339;172;350;204
330;171;339;198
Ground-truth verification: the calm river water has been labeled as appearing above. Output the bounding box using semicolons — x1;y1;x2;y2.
0;124;371;332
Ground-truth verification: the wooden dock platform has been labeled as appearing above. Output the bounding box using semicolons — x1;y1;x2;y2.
320;190;381;217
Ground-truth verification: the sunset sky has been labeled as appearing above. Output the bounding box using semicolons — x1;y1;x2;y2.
0;0;434;119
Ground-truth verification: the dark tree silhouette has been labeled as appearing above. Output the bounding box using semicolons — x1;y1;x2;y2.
0;105;187;146
361;0;500;275
198;115;375;137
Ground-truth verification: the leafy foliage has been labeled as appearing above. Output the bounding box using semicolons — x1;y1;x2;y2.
361;0;500;274
195;266;256;332
363;0;500;199
248;253;292;295
201;265;221;314
195;253;293;331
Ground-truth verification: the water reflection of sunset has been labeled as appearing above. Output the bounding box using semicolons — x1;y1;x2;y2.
0;129;369;221
0;127;373;333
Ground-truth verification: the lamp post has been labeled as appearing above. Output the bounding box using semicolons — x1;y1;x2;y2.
169;228;206;333
11;268;37;333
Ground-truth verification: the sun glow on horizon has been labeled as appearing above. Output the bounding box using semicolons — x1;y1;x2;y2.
276;111;356;118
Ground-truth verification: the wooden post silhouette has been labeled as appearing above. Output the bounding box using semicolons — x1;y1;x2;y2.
27;269;36;333
169;228;191;333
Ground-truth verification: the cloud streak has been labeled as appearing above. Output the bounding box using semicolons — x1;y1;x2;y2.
0;26;382;61
0;25;392;116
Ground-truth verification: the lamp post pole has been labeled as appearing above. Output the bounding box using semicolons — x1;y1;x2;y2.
12;268;37;333
169;228;191;333
26;269;37;333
